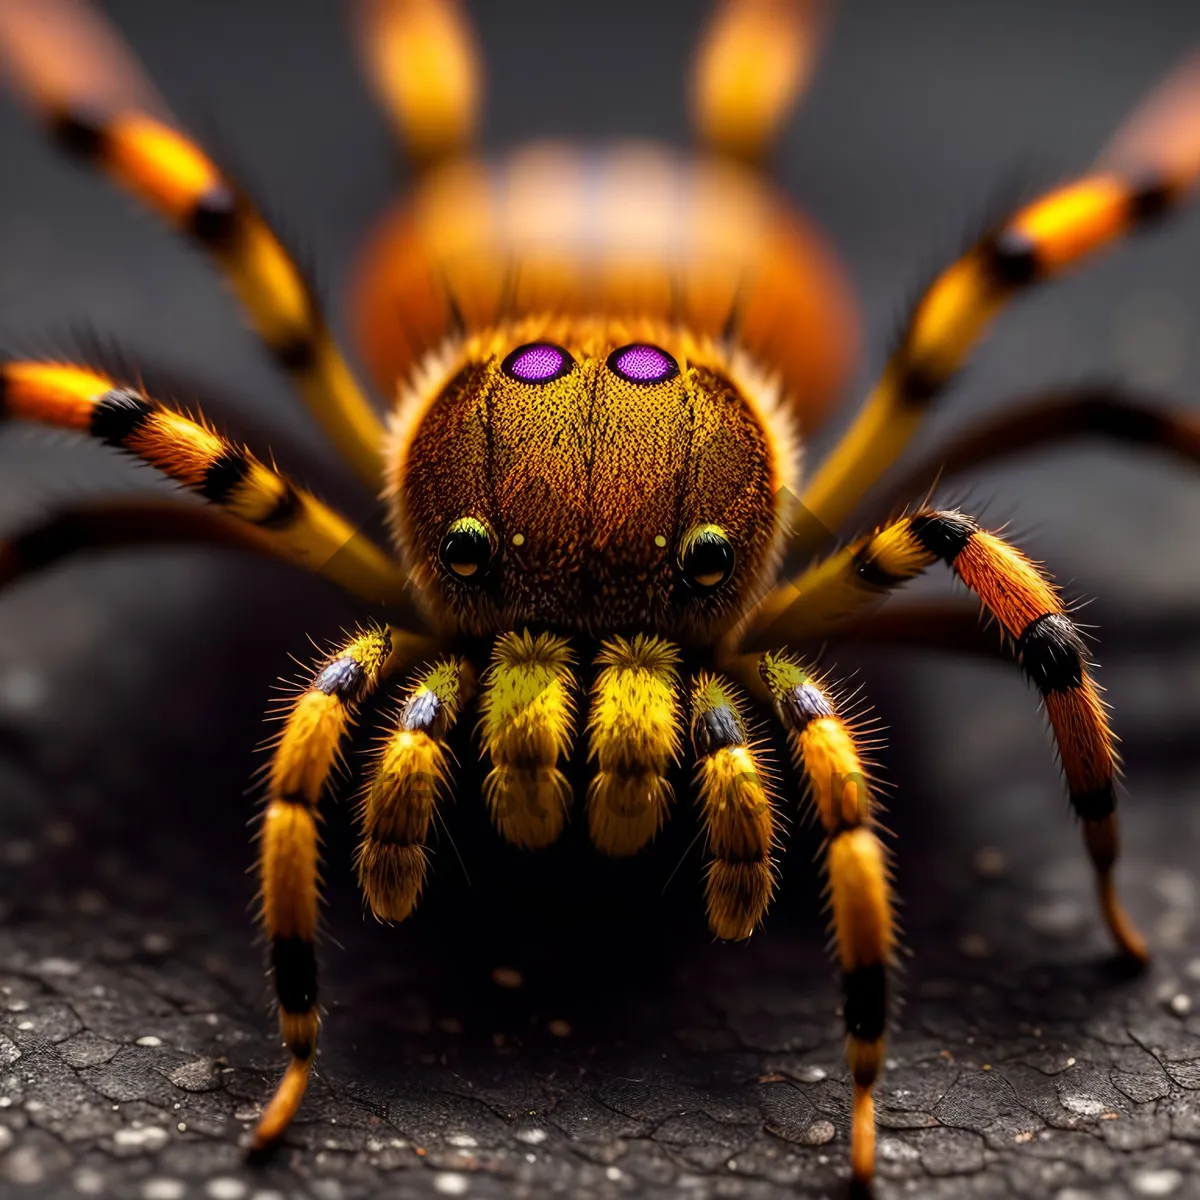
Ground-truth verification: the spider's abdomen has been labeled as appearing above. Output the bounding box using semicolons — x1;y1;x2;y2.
352;142;857;435
384;319;794;641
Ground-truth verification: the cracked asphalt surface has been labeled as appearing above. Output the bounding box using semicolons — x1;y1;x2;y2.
3;2;1200;1197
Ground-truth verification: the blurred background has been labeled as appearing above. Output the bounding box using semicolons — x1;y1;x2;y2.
1;2;1200;1197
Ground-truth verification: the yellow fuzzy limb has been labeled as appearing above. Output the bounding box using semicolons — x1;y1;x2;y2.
0;0;386;483
795;51;1200;542
357;657;472;922
689;674;776;940
759;652;892;1188
586;635;683;856
479;631;577;849
0;362;408;608
253;626;404;1151
691;0;827;163
351;0;482;168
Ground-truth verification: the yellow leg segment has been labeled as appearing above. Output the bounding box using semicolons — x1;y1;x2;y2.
690;0;827;164
351;0;482;168
760;652;892;1189
586;635;683;856
254;626;403;1151
357;657;472;922
479;631;577;850
748;510;1145;962
0;362;407;606
797;52;1200;539
0;0;386;483
689;674;776;941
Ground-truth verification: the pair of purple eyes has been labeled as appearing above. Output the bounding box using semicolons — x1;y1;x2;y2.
501;342;679;385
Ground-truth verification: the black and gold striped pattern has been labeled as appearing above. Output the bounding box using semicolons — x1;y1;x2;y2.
357;656;471;923
254;627;400;1151
0;362;406;605
689;673;776;941
748;509;1146;962
0;1;385;482
797;51;1200;540
759;653;891;1188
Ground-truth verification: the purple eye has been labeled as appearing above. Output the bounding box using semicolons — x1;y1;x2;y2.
501;342;573;384
608;343;678;385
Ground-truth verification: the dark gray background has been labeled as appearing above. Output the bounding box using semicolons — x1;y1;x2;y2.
2;2;1200;1197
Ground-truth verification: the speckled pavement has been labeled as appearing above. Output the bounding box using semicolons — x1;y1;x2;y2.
3;2;1200;1198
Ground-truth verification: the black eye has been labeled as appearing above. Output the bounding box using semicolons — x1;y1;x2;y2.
679;524;735;592
439;517;494;582
501;342;574;384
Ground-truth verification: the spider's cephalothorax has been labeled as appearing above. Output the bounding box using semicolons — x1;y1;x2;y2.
389;319;795;640
2;0;1199;1191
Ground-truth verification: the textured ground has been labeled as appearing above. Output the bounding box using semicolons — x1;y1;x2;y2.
3;1;1200;1198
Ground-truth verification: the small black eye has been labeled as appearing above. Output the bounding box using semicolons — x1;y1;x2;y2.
439;517;494;582
501;342;574;384
679;524;735;593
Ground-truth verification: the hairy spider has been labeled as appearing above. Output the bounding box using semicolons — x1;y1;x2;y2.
1;0;1198;1191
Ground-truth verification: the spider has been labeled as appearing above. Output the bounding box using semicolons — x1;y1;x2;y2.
0;0;1198;1192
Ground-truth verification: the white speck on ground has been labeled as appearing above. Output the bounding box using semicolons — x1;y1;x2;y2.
72;1166;105;1194
516;1126;548;1145
794;1065;827;1083
433;1173;470;1196
1131;1168;1184;1196
446;1133;477;1148
1060;1094;1107;1117
113;1126;169;1152
205;1179;248;1200
142;1180;186;1200
135;1035;162;1047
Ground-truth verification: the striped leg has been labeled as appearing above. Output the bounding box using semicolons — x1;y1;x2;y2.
689;674;776;941
357;656;472;922
760;653;891;1190
690;0;827;164
796;52;1200;542
350;0;481;169
0;363;408;606
254;627;403;1150
586;635;683;856
479;631;577;850
746;509;1146;961
0;0;386;483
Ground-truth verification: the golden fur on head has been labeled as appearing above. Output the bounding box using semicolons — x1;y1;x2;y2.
386;316;798;642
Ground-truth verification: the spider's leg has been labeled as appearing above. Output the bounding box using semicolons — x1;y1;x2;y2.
585;635;683;856
758;652;892;1191
478;631;577;850
688;672;777;941
0;363;409;607
877;384;1200;522
744;508;1146;961
690;0;828;165
0;496;310;591
357;655;472;922
796;51;1200;543
350;0;481;170
0;0;386;484
254;625;411;1150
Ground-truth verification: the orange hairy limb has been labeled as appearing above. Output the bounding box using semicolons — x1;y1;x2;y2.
759;652;892;1188
798;51;1200;540
0;0;386;483
689;674;776;941
0;362;408;608
747;510;1145;962
357;657;473;922
253;627;408;1151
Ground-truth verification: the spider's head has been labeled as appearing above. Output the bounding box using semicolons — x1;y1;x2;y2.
386;320;796;641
